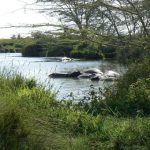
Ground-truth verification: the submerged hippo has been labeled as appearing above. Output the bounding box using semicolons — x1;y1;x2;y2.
61;57;72;62
90;74;106;81
49;69;120;81
49;71;81;78
78;68;104;79
91;70;120;81
104;70;120;77
78;73;95;79
83;68;103;75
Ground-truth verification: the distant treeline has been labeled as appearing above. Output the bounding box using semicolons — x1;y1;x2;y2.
0;38;34;53
0;31;149;63
22;31;150;63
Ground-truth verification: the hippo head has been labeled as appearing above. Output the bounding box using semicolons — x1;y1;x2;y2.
70;71;82;77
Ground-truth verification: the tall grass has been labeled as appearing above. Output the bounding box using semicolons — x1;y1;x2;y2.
0;59;150;150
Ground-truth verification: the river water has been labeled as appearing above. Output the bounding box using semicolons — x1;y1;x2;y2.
0;53;126;100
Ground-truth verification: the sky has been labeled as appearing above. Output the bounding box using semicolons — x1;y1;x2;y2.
0;0;58;38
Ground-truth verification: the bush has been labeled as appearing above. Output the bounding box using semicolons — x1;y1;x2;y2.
75;59;150;116
1;71;150;149
22;39;77;57
71;50;84;58
101;46;116;59
127;78;150;114
117;46;146;63
47;44;73;57
88;117;150;150
71;50;102;59
104;58;150;116
116;38;150;63
117;58;150;89
70;40;103;59
22;43;46;57
0;99;29;149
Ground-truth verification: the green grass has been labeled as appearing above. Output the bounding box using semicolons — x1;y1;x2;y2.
0;63;150;149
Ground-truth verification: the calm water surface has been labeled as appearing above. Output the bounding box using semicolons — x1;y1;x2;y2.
0;53;126;100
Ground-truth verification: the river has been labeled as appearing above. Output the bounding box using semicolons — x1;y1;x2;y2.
0;53;126;100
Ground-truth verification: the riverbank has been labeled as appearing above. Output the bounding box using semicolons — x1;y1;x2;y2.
0;58;150;149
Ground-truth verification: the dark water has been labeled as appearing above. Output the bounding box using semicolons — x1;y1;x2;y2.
0;53;126;100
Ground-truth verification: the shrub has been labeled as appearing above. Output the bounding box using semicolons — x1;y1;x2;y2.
101;46;116;59
47;44;73;57
104;58;150;116
71;50;102;59
117;58;150;89
0;99;29;150
22;43;46;57
127;78;150;114
88;117;150;150
1;71;150;149
116;46;146;63
70;40;103;59
75;59;150;116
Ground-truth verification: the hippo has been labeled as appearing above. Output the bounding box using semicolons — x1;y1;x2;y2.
61;57;72;62
104;70;120;77
49;71;81;78
104;76;117;81
83;68;103;75
49;69;120;81
90;73;106;81
78;73;95;79
91;70;120;81
101;70;120;81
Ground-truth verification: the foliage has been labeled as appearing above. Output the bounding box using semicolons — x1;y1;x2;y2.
1;33;149;63
22;42;46;57
105;59;150;116
116;37;150;63
72;59;150;117
117;58;150;89
88;117;150;150
71;41;103;59
21;35;104;59
0;64;150;149
0;38;35;53
127;78;150;115
102;46;116;59
46;38;77;57
71;49;102;59
0;100;29;150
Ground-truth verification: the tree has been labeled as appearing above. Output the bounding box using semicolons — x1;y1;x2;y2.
36;0;150;41
37;0;100;38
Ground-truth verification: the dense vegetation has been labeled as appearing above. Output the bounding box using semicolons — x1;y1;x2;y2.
0;38;34;53
21;32;104;59
20;32;149;62
0;58;149;149
1;33;149;62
